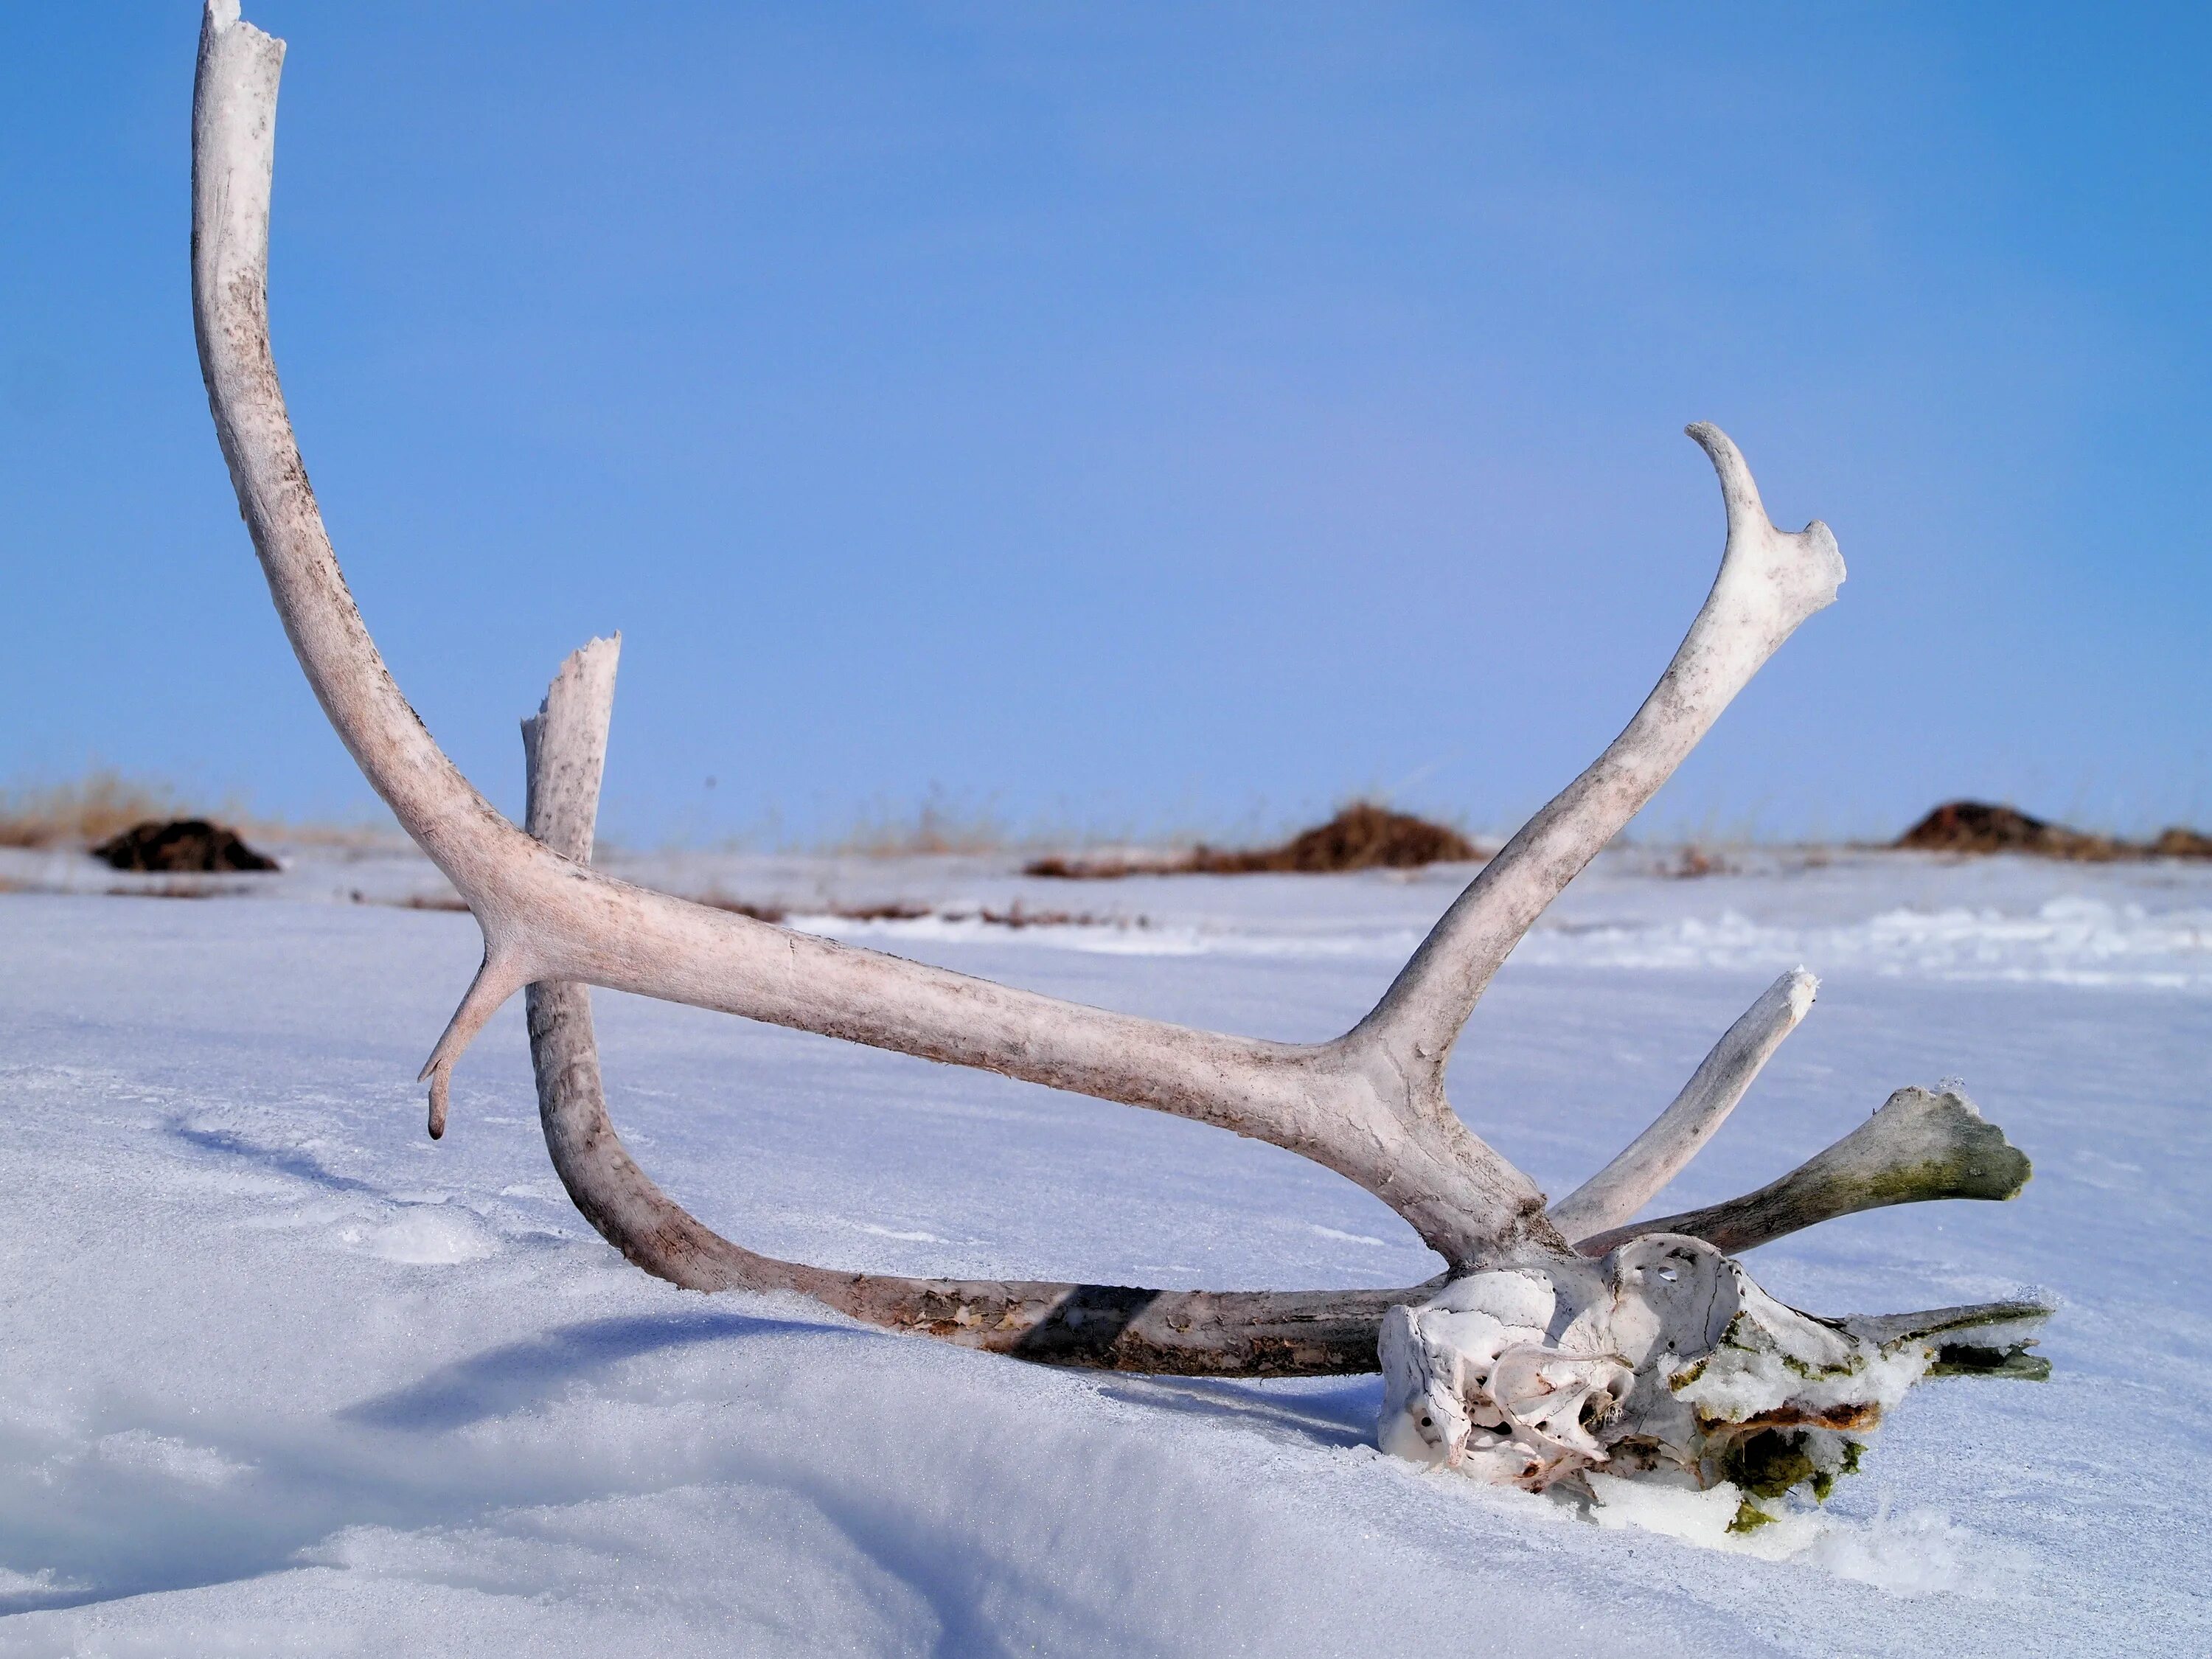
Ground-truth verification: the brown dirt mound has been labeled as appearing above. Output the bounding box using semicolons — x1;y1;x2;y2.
1026;804;1482;879
1190;803;1482;874
1895;801;2212;862
94;819;279;874
2151;827;2212;859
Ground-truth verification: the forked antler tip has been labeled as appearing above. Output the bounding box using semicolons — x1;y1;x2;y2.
1683;423;1847;625
1684;420;1839;530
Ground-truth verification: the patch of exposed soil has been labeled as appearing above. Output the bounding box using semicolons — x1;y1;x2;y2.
1896;801;2212;861
1026;803;1484;880
93;819;278;874
2150;827;2212;858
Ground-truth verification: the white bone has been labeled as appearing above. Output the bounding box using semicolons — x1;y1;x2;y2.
193;2;2051;1510
1573;1085;2031;1257
1549;967;1817;1240
193;0;1835;1271
1378;1234;2036;1508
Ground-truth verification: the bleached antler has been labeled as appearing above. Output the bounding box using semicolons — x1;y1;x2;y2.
195;2;2048;1495
1571;1085;2032;1258
521;636;1440;1373
1548;967;1818;1241
189;1;1841;1270
1351;433;1842;1078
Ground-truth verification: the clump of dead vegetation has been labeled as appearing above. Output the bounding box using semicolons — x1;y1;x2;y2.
1025;802;1484;880
94;819;277;873
0;772;182;849
1896;801;2212;861
830;791;1013;858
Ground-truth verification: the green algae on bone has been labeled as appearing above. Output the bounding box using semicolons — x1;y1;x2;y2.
1581;1087;2032;1259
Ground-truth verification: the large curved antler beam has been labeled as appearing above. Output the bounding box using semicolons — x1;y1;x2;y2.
195;0;1848;1275
521;638;1439;1374
190;0;1543;1267
522;639;2045;1383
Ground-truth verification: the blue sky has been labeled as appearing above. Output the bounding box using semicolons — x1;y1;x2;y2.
3;2;2206;844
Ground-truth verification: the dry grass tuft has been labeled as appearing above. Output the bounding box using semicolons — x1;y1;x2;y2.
0;771;180;849
831;792;1012;858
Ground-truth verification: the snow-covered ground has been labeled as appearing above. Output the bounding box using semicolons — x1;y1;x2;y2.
3;845;2208;1655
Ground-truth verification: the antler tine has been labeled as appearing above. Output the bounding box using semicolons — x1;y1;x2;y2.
1547;967;1817;1240
1351;427;1845;1077
521;635;622;860
1572;1084;2032;1257
192;0;1548;1267
520;636;1447;1373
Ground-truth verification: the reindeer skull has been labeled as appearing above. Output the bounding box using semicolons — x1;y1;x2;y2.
1381;1235;1938;1510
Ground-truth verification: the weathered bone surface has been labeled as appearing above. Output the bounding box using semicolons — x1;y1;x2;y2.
1572;1085;2032;1259
1378;1234;2023;1519
1549;967;1817;1241
193;0;2051;1513
518;637;2047;1419
521;636;1444;1375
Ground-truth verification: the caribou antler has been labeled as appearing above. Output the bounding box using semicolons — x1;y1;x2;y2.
1571;1084;2033;1259
193;0;2048;1512
189;0;1832;1270
521;636;1442;1374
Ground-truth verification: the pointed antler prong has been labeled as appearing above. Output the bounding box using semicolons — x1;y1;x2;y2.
416;947;531;1138
1548;967;1817;1239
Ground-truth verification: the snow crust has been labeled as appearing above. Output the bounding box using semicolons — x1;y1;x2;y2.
3;849;2208;1653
